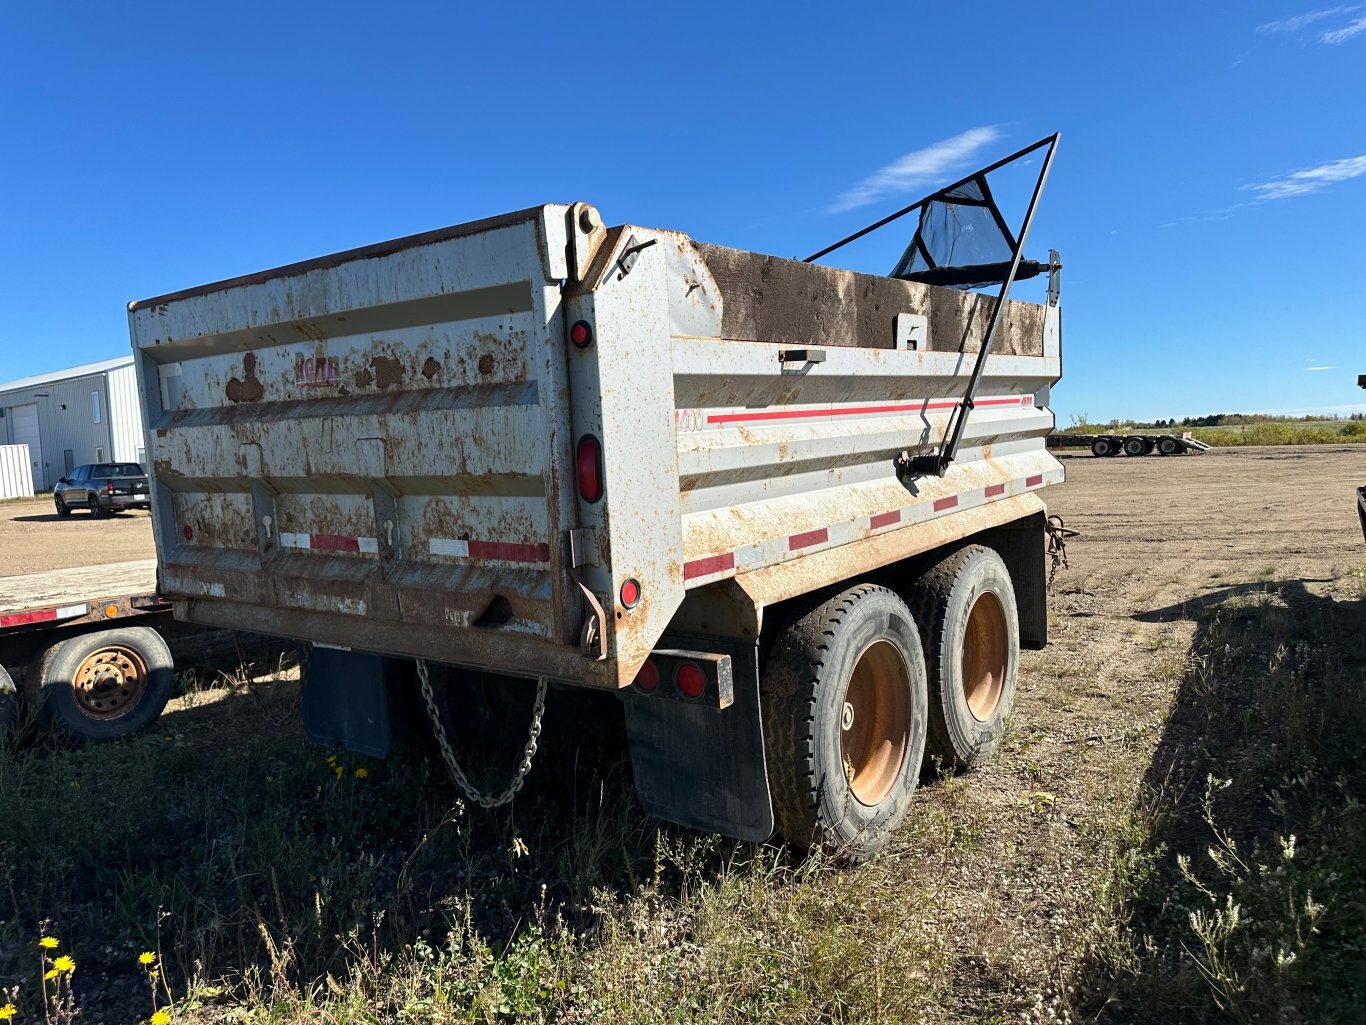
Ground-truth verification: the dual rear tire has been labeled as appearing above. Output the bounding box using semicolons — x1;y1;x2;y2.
761;546;1019;861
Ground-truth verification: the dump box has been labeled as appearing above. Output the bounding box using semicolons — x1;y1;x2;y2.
129;199;1063;855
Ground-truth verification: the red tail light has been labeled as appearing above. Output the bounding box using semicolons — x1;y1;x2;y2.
570;320;593;348
577;435;603;503
619;578;641;608
105;483;114;493
676;661;706;699
634;658;660;692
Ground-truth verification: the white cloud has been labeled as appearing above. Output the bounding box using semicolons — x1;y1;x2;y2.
1322;13;1366;40
1243;154;1366;199
829;126;1002;214
1258;5;1362;32
1302;365;1339;371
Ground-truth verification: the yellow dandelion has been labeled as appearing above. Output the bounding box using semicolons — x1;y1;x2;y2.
0;1003;16;1020
151;1009;171;1025
139;951;156;966
353;767;369;779
39;935;60;949
52;954;76;974
333;766;343;779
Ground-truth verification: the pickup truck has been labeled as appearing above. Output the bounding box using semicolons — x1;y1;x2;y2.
53;462;151;518
127;141;1066;859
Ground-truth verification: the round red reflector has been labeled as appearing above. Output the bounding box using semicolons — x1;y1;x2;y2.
182;525;193;541
676;661;706;699
634;658;659;692
620;578;641;608
576;434;603;503
570;320;592;348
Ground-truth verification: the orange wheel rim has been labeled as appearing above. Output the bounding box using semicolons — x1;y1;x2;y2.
840;640;912;806
71;645;148;720
962;591;1008;721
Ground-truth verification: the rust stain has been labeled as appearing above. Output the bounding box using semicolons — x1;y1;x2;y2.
354;366;374;388
153;459;184;478
477;353;496;376
225;352;265;403
372;355;405;390
421;356;442;380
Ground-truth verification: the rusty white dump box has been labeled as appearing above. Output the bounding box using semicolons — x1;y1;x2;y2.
128;204;1059;689
129;193;1064;852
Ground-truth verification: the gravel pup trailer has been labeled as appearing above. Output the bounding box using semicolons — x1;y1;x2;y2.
1047;431;1211;458
128;141;1065;858
0;560;176;742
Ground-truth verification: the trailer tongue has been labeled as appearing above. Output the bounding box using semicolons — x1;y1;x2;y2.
129;142;1065;859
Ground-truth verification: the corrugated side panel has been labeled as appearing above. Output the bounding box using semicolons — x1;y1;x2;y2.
129;211;585;679
669;332;1064;589
107;364;147;464
0;445;35;499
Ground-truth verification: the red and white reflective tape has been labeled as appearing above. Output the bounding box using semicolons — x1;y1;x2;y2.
429;537;551;564
682;467;1062;586
0;603;88;629
279;532;379;554
703;394;1034;427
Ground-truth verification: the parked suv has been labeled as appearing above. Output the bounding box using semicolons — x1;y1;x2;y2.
53;463;150;518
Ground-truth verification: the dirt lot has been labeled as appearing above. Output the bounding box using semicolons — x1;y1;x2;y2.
1;445;1362;1023
0;496;155;574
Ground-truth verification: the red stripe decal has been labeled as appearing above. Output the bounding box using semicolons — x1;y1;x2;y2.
870;510;901;529
788;527;829;551
468;540;551;563
684;552;736;580
1;608;58;628
985;483;1006;497
933;495;959;512
707;396;1021;425
1025;474;1044;487
310;533;360;553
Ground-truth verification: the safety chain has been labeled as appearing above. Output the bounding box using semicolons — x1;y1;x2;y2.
1045;514;1079;590
415;658;548;809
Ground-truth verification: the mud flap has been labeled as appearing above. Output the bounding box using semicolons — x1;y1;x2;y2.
621;638;773;842
303;646;391;758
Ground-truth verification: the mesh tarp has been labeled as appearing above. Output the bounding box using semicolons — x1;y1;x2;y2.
890;177;1026;290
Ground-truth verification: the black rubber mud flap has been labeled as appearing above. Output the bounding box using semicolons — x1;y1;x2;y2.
621;638;773;842
303;646;391;758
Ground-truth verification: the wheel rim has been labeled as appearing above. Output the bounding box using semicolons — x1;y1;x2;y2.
962;590;1008;721
71;645;148;720
840;640;912;806
88;498;98;513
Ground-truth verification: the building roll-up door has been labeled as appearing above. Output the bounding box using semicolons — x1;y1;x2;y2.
11;404;43;489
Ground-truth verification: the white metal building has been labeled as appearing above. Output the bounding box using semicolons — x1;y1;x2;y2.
0;356;147;491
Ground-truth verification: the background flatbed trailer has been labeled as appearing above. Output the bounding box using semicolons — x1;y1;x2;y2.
0;559;182;741
1047;431;1211;457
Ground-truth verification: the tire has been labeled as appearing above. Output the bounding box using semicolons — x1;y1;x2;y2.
908;545;1020;771
0;665;17;745
1089;438;1112;457
87;496;107;519
762;584;928;863
1105;438;1123;456
1122;437;1146;457
54;494;71;517
1157;436;1181;456
27;627;174;743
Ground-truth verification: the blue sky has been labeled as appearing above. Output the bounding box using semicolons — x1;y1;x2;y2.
1;1;1363;422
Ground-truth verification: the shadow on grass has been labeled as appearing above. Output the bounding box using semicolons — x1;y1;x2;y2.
0;670;748;1022
1078;578;1366;1023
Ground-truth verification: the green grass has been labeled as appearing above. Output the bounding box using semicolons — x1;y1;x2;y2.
2;568;1363;1023
1085;574;1366;1022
